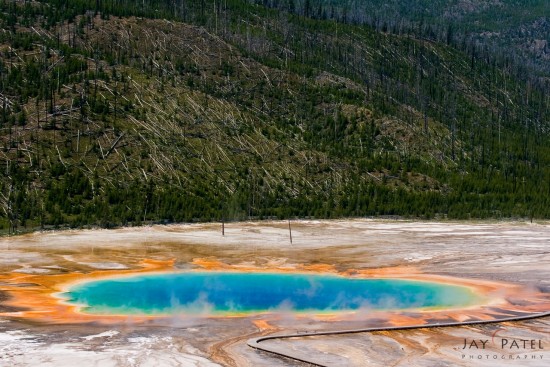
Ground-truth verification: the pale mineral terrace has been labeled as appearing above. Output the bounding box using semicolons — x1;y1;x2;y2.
0;220;549;367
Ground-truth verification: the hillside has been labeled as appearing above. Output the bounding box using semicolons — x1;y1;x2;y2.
0;0;549;232
286;0;550;77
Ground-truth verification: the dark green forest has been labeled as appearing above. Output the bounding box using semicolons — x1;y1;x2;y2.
262;0;550;76
0;0;549;233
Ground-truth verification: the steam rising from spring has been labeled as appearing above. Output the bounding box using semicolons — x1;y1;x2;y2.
61;272;481;317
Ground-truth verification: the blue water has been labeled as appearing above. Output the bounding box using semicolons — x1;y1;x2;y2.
62;272;479;315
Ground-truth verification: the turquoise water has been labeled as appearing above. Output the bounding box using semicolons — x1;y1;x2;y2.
62;272;480;315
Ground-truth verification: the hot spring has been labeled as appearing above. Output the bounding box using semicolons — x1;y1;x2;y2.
61;272;481;315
